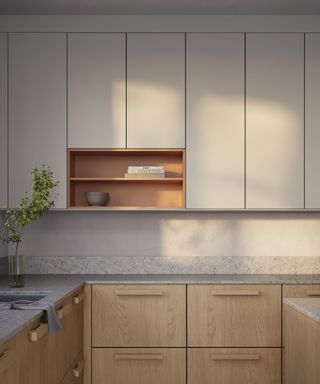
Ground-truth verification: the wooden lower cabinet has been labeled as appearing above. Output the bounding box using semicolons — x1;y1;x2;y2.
60;352;84;384
0;337;20;384
48;289;84;384
283;284;320;298
188;348;281;384
92;348;186;384
188;285;281;347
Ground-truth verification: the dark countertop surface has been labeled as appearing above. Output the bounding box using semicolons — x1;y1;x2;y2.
1;273;320;345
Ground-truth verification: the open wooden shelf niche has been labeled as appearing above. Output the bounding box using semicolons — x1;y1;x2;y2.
68;149;185;209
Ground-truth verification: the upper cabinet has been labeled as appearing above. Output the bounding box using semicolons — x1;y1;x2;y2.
246;34;304;209
68;33;126;148
127;33;185;148
305;34;320;208
186;33;245;209
0;34;7;208
9;33;67;208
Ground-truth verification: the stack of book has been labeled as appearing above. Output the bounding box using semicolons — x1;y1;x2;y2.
125;166;165;178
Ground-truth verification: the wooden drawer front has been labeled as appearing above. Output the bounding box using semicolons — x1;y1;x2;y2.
92;285;186;347
188;348;281;384
60;352;84;384
283;284;320;298
48;289;84;384
0;341;19;384
92;348;186;384
188;285;281;347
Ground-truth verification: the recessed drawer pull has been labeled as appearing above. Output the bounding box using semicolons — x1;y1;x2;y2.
0;350;9;361
210;289;260;296
73;293;84;305
211;353;260;361
57;303;72;319
72;360;84;377
114;290;164;296
306;289;320;296
29;323;48;342
114;353;164;360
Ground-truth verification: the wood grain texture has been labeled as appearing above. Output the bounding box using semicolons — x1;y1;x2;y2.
284;304;320;384
92;348;186;384
188;285;281;347
48;288;84;384
0;331;20;384
283;284;320;298
92;284;186;347
83;285;91;384
188;348;281;384
60;352;84;384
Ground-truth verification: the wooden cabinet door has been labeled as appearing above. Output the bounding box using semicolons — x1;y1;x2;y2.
246;34;304;209
60;352;84;384
305;34;320;208
188;285;281;347
186;33;245;209
21;320;49;384
92;348;186;384
48;290;84;384
0;33;7;208
9;33;66;208
92;285;186;347
283;284;320;298
0;341;19;384
68;33;126;148
127;33;185;148
188;348;281;384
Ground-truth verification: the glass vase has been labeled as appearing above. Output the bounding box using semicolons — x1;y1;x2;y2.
8;254;26;288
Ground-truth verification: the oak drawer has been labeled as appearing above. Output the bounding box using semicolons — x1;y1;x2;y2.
92;348;186;384
188;348;281;384
60;352;84;384
283;284;320;298
92;285;186;347
188;285;281;347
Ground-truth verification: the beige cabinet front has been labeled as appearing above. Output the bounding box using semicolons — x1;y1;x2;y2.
283;284;320;298
188;285;281;347
127;33;185;148
92;348;186;384
188;348;281;384
0;342;19;384
92;285;186;347
60;352;84;384
48;290;84;384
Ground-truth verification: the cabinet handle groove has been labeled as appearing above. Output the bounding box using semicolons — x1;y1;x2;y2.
29;323;48;342
72;360;84;377
57;303;72;319
114;353;164;360
211;353;260;361
306;290;320;296
210;289;260;296
114;290;164;296
0;350;9;361
73;293;84;304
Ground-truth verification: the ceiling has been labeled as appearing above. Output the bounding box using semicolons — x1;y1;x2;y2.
0;0;319;15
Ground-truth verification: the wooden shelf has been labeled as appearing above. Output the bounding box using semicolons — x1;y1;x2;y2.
68;149;185;209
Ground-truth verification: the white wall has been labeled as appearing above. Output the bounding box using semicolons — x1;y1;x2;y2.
20;211;320;274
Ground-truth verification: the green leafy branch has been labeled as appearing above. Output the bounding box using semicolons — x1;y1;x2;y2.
0;165;59;256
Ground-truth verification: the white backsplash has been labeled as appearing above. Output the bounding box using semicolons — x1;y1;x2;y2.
9;210;320;274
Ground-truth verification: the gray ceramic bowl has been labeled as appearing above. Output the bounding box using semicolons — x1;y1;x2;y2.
85;192;109;206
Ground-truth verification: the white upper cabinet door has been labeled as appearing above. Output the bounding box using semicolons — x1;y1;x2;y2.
0;34;7;208
68;33;126;148
127;33;185;148
305;34;320;208
9;33;66;208
186;33;245;209
246;34;304;209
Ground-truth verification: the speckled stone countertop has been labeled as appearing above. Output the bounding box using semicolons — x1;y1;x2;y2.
284;298;320;323
1;273;320;345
